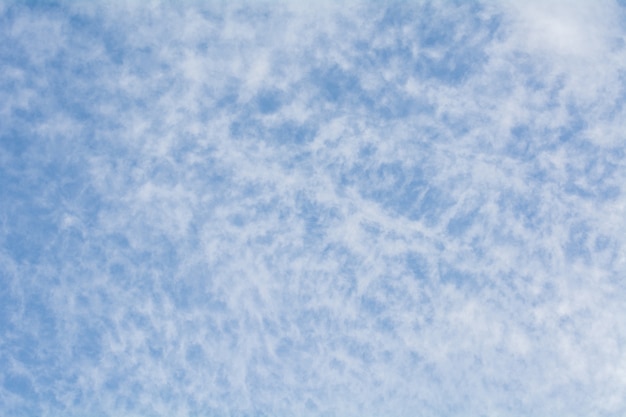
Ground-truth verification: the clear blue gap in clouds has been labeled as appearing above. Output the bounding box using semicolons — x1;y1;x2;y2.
1;1;626;416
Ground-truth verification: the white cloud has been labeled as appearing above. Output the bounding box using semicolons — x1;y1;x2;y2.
1;1;625;416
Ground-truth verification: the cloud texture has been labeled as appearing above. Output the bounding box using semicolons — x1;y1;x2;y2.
1;1;626;416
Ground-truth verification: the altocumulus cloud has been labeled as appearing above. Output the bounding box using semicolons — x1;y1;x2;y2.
1;1;626;416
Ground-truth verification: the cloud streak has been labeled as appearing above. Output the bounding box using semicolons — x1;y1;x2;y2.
1;1;625;416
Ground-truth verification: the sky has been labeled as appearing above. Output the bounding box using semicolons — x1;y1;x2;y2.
1;1;626;416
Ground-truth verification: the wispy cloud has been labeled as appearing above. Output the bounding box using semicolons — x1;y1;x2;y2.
1;1;625;416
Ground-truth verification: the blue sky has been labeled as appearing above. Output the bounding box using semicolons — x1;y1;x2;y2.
1;1;626;416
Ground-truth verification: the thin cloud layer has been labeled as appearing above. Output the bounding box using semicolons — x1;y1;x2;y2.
1;1;625;416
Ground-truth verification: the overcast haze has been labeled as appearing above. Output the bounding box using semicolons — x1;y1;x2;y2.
1;1;626;416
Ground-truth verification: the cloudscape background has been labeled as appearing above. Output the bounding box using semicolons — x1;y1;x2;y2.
1;1;626;416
